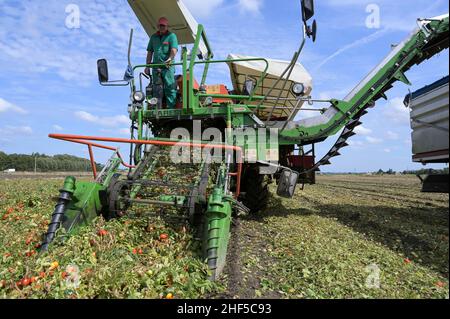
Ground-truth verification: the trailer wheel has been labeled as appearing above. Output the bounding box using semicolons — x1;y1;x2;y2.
241;167;269;213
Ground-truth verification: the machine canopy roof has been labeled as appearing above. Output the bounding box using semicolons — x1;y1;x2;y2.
128;0;208;56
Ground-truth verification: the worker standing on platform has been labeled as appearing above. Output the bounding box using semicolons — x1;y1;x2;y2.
144;17;179;109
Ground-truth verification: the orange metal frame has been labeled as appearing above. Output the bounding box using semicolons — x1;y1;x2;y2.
49;134;243;197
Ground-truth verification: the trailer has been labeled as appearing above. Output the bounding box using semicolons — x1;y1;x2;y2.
405;75;449;192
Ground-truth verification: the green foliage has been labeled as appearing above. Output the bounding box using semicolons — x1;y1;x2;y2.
402;167;449;175
375;168;396;175
226;174;448;299
0;152;103;172
0;178;222;298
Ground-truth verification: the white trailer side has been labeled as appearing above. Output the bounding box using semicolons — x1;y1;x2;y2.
406;76;449;164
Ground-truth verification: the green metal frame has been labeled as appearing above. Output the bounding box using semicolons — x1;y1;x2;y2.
131;18;448;150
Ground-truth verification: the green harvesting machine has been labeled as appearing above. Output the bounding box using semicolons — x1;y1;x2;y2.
41;0;449;280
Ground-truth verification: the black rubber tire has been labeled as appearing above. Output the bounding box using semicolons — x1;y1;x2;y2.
106;180;130;220
241;167;269;213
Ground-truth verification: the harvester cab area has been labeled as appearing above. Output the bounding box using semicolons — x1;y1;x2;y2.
95;0;323;185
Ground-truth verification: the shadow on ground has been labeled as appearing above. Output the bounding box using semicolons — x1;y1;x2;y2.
248;193;449;276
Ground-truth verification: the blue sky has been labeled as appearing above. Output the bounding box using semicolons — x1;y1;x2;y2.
0;0;448;172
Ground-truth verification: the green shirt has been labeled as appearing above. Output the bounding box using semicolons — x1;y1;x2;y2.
147;31;179;64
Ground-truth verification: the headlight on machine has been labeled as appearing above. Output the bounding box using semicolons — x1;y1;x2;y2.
292;83;305;96
149;97;158;106
204;96;213;106
133;91;145;103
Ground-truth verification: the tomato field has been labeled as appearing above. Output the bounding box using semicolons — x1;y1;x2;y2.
0;177;219;298
0;174;448;299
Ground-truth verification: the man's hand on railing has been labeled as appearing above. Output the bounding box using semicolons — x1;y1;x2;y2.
164;57;173;68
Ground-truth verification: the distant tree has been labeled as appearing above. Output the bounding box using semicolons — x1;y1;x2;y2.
386;168;395;175
0;152;103;172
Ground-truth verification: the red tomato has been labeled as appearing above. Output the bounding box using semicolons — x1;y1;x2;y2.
159;233;169;240
97;229;108;237
436;281;445;288
21;278;31;286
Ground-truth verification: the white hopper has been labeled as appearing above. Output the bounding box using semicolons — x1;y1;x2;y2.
128;0;208;57
227;53;313;120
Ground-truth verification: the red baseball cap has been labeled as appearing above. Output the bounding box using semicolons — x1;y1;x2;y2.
158;17;169;26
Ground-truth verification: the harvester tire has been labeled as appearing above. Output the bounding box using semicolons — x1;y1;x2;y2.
241;167;269;213
106;180;130;220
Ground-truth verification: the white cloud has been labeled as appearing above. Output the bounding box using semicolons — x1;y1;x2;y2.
347;139;365;149
0;137;11;145
52;124;63;131
315;28;389;71
354;125;372;136
0;0;148;84
75;111;130;127
238;0;263;14
366;136;383;144
182;0;225;18
317;88;352;100
386;130;399;140
0;98;27;114
384;148;391;153
383;97;410;125
325;0;375;6
99;127;131;136
0;125;33;135
324;0;447;31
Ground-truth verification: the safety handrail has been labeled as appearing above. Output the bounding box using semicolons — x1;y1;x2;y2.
49;134;243;198
133;56;270;104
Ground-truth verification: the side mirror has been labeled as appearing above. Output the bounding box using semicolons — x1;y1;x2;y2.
301;0;314;22
277;169;299;198
97;59;109;83
301;0;317;42
309;19;317;42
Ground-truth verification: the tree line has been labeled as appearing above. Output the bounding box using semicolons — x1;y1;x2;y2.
375;167;449;175
0;152;103;172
